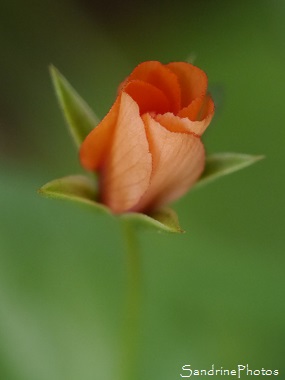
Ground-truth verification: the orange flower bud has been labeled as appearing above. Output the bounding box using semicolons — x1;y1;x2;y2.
80;61;214;214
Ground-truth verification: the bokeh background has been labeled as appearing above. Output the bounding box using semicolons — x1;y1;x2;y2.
1;0;284;379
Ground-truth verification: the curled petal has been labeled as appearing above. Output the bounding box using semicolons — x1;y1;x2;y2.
132;113;205;212
124;80;170;115
101;93;152;213
80;98;120;170
177;94;215;135
178;94;214;120
123;61;181;113
155;112;211;137
166;62;208;108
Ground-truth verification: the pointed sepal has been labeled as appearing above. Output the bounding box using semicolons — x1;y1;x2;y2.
121;207;184;234
38;175;110;214
50;65;99;147
196;152;264;189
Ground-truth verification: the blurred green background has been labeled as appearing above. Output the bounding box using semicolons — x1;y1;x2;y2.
0;0;284;379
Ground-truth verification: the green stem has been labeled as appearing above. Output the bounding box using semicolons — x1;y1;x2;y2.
121;220;141;380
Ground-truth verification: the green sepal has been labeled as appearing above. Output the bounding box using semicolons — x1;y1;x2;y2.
121;208;184;234
38;175;110;215
195;152;264;189
50;65;99;147
38;175;183;233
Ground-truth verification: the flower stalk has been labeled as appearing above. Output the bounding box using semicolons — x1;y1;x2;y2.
121;221;142;380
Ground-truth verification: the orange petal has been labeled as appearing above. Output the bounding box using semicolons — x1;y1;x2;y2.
177;94;215;135
178;94;214;120
123;61;181;113
155;96;214;137
132;113;205;212
124;80;171;115
101;92;152;213
166;62;208;108
80;97;120;170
